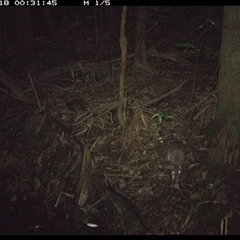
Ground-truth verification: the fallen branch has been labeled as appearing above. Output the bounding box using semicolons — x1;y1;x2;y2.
143;79;188;107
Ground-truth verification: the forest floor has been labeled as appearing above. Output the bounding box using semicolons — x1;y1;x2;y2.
1;6;239;235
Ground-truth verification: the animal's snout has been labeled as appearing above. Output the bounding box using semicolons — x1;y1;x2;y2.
170;164;182;183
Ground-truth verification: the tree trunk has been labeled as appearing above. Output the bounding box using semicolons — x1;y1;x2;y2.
209;6;240;166
117;6;128;127
133;6;152;74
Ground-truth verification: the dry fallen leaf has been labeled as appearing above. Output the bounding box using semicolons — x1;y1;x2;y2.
202;170;208;180
34;176;41;191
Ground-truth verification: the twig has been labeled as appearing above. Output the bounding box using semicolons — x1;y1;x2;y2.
143;79;188;107
0;68;30;104
28;71;42;110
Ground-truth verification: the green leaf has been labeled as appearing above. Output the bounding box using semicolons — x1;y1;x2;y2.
152;112;169;125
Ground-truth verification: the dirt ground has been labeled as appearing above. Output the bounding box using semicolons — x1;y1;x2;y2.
1;6;239;235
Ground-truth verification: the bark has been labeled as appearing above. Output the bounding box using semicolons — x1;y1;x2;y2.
209;6;240;166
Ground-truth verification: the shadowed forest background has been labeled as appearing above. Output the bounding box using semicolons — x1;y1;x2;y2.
0;6;239;235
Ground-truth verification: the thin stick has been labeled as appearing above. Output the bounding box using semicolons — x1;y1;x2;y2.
28;71;42;110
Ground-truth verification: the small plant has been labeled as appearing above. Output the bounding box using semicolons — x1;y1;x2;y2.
177;18;220;61
198;18;220;35
177;43;199;54
177;43;218;60
152;112;169;125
